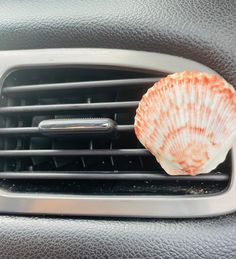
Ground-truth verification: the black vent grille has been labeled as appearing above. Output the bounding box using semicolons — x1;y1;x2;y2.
0;67;231;195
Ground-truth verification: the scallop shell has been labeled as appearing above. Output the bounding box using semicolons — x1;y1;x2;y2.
134;71;236;176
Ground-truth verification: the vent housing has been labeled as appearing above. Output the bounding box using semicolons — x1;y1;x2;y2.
0;49;234;218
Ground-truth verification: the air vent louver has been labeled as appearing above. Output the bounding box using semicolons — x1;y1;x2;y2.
0;67;230;195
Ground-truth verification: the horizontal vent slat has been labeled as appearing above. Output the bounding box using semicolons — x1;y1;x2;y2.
0;125;134;135
2;77;160;96
0;127;39;135
0;149;150;156
116;125;134;132
0;171;228;181
0;101;139;114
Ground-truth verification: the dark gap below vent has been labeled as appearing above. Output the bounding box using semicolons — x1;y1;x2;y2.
0;178;227;196
0;67;232;195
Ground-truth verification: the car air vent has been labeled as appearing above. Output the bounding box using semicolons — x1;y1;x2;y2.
0;66;231;196
0;49;234;218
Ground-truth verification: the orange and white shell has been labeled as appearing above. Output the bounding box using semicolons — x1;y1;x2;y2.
134;71;236;176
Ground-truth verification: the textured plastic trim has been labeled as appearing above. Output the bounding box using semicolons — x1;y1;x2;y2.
0;48;234;218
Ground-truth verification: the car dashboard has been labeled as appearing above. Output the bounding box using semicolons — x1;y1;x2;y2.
0;1;235;258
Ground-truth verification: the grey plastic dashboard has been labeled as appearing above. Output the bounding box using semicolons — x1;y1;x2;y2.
0;0;235;258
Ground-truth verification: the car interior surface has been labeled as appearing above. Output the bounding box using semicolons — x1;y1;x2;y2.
0;1;235;258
